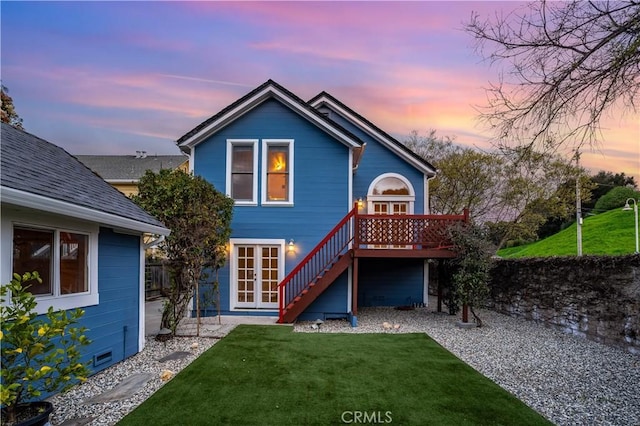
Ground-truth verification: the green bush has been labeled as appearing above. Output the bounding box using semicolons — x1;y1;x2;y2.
1;272;91;424
594;186;640;213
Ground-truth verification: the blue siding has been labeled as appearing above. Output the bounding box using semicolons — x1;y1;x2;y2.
327;112;426;214
358;259;424;307
194;99;352;314
80;227;141;374
298;271;349;321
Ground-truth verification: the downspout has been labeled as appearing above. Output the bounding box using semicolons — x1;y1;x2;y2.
425;173;437;214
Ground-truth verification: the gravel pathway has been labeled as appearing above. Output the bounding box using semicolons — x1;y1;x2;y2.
295;307;640;426
47;307;639;426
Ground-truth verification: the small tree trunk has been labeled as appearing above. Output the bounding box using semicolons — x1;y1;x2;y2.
462;303;469;323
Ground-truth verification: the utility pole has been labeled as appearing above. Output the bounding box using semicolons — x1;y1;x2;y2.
575;149;583;256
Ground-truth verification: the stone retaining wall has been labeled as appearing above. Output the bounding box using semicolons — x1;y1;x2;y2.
488;255;640;354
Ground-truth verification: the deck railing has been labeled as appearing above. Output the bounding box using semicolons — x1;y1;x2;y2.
278;207;357;322
277;207;468;322
354;210;468;248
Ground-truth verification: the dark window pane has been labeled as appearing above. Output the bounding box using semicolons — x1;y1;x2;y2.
232;174;253;200
13;227;53;295
60;232;88;294
232;145;253;173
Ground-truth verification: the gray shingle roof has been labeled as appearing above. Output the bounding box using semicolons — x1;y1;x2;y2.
76;154;187;181
0;123;167;231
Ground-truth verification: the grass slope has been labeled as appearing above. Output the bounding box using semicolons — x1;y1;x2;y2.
498;209;638;258
119;325;550;426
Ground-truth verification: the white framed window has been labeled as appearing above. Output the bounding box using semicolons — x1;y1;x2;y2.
5;211;99;314
226;139;258;205
261;139;294;206
366;172;415;213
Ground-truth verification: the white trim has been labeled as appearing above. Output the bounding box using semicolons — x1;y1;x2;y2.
1;187;170;236
138;235;146;351
347;264;353;313
226;139;259;206
2;208;100;314
366;173;416;214
179;84;361;149
261;139;294;206
348;148;354;211
423;260;429;306
310;96;437;176
229;238;285;311
106;179;138;184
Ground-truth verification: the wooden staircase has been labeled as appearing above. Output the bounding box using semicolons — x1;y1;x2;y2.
277;206;468;323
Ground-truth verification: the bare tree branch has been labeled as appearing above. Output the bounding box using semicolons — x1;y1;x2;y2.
466;1;640;152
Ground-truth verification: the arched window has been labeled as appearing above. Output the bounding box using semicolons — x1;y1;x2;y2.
366;173;415;214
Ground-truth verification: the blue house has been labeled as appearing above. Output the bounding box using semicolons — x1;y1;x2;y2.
177;80;466;325
0;123;170;372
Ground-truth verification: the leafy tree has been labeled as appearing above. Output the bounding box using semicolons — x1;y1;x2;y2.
404;131;591;249
404;130;505;223
466;1;640;151
584;171;638;212
1;84;23;129
594;186;640;212
448;222;494;327
132;169;234;336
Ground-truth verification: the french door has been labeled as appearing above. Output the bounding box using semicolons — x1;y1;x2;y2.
233;243;281;309
371;201;409;248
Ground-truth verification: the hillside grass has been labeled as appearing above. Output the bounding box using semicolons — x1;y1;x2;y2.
498;208;638;258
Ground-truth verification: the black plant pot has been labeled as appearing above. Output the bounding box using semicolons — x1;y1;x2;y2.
2;401;54;426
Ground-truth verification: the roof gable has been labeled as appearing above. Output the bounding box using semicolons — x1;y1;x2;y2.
308;92;437;176
176;79;362;150
0;123;169;235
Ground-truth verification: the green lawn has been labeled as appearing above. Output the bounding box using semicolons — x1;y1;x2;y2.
498;208;638;258
119;325;550;426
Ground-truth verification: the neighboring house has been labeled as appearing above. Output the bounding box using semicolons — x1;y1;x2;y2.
177;79;467;325
76;153;188;196
0;123;170;374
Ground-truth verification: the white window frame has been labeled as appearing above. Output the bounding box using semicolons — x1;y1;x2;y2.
261;139;294;206
228;238;285;312
366;172;416;213
3;209;99;315
226;139;258;206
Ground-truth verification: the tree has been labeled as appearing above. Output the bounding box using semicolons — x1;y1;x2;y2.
404;130;505;223
404;131;591;249
584;170;638;212
594;186;640;212
490;146;592;249
466;1;640;151
1;84;23;129
132;169;234;336
448;222;494;327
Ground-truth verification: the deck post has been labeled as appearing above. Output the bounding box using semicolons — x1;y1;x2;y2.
352;256;359;316
462;303;469;323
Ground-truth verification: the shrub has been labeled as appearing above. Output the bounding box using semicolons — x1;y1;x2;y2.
594;186;640;212
1;272;91;424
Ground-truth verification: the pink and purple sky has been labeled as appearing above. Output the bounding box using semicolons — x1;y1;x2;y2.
2;1;638;181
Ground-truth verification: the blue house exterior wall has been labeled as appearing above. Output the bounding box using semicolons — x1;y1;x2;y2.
194;99;352;315
325;112;426;213
358;259;425;308
79;227;141;374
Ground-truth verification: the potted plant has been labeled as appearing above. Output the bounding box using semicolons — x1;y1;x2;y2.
1;272;91;426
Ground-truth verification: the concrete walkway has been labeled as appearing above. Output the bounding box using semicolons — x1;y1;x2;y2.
145;298;281;338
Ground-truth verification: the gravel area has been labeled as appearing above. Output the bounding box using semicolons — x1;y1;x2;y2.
46;307;639;426
48;335;223;426
295;307;640;426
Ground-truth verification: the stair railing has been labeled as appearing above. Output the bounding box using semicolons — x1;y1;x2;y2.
278;206;357;322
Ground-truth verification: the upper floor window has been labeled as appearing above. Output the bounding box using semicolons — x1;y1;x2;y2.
13;226;89;297
372;176;411;195
227;139;258;205
262;139;294;206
